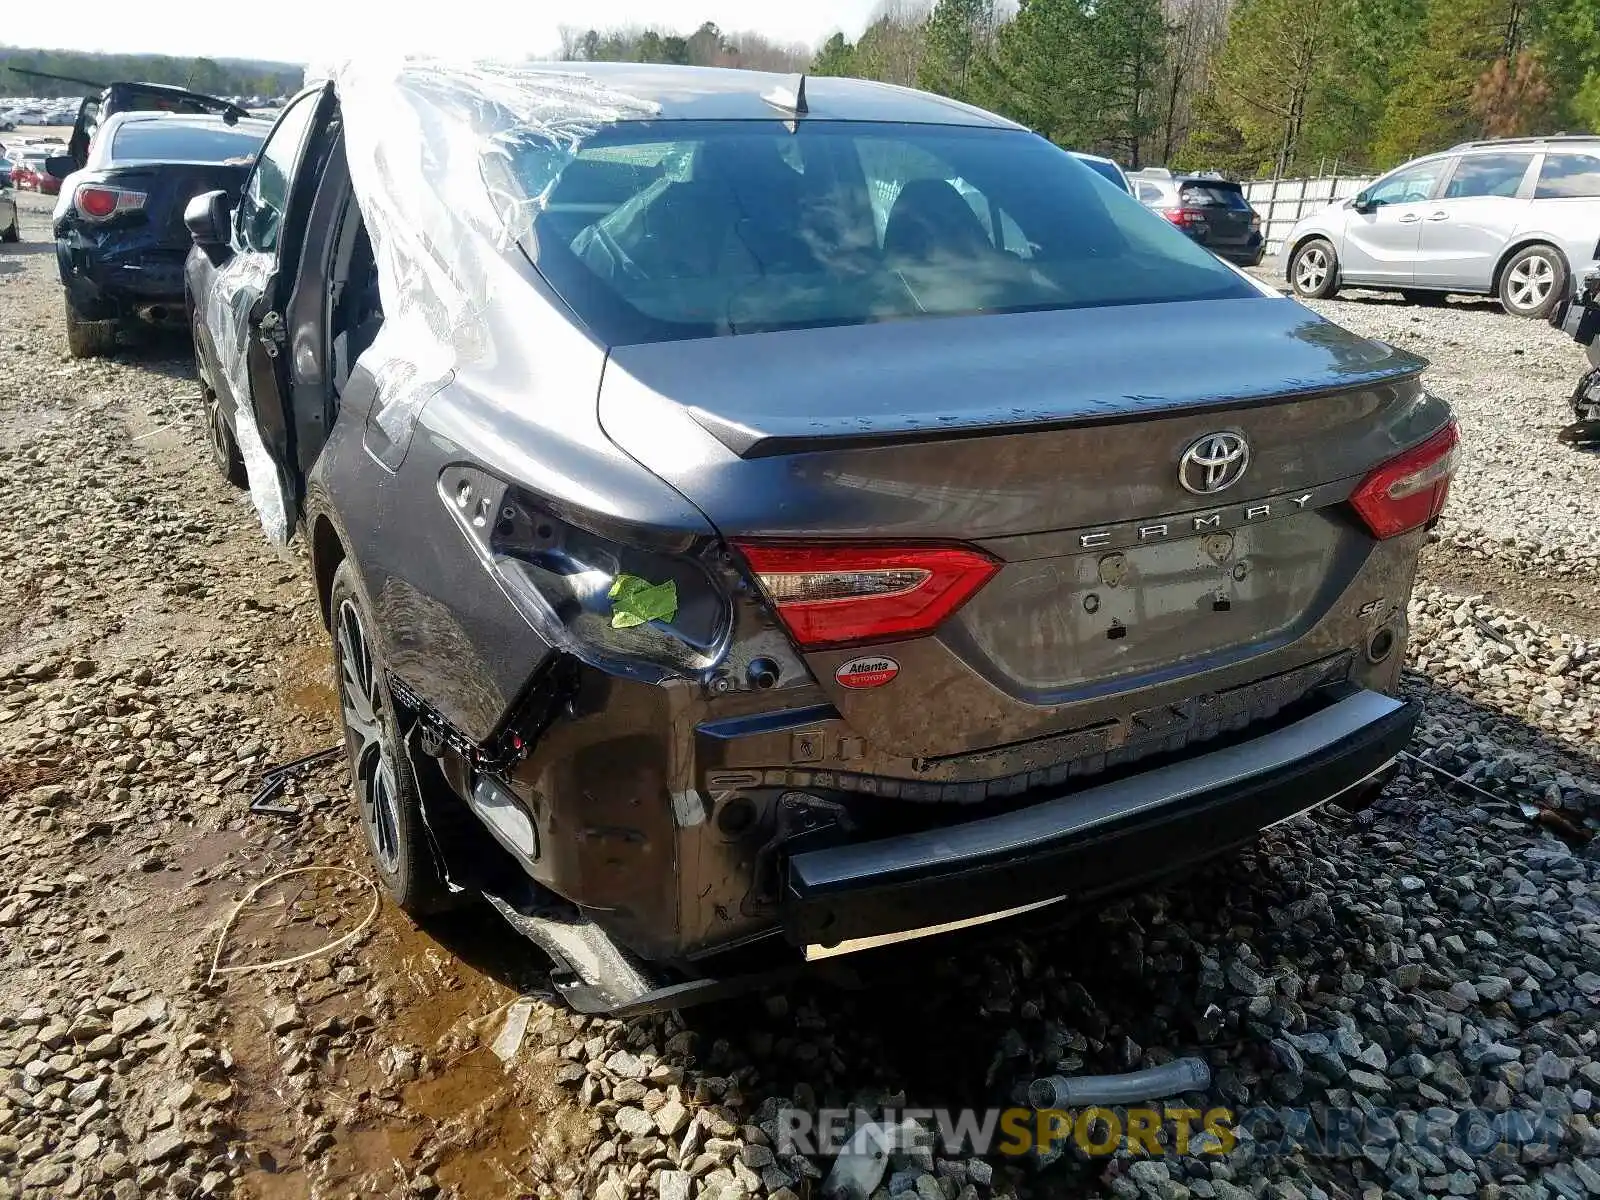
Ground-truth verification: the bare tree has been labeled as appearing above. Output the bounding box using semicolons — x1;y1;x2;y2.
1153;0;1233;162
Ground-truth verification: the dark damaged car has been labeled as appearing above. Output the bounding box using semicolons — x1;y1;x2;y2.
52;111;269;357
186;63;1456;1013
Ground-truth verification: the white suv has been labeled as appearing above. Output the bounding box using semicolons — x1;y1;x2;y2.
1283;135;1600;318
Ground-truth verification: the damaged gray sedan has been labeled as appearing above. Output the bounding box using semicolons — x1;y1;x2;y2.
183;60;1456;1014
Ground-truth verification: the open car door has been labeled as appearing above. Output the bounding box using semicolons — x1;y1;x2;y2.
69;82;251;170
202;82;338;544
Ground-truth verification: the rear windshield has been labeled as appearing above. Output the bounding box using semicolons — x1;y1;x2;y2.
1178;182;1250;209
502;121;1255;345
110;122;265;165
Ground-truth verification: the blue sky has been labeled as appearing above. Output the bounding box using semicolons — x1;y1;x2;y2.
13;0;886;62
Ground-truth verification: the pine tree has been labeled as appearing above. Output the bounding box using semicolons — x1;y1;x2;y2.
1200;0;1358;175
918;0;997;103
1373;0;1520;164
1528;0;1600;129
1472;49;1556;136
811;33;859;77
991;0;1166;158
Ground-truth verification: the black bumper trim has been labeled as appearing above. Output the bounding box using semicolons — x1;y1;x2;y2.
782;690;1417;947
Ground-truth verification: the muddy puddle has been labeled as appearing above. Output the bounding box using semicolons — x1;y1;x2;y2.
227;899;578;1200
279;642;339;723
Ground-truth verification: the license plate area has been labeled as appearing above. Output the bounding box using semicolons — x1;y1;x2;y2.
959;515;1346;692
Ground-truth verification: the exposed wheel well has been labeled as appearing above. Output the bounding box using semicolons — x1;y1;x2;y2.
1492;239;1567;295
311;515;346;630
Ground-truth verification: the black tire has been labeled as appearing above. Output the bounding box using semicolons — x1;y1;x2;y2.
205;394;249;488
1401;289;1449;307
329;561;455;916
63;296;116;359
1498;244;1567;319
1289;237;1340;299
192;311;247;487
0;219;18;244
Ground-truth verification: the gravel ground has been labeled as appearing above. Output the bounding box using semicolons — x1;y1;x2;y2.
2;200;1599;1200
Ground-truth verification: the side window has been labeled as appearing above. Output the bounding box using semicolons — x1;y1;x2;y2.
236;93;319;254
1367;162;1445;206
1443;152;1534;199
1136;182;1164;204
1536;152;1600;199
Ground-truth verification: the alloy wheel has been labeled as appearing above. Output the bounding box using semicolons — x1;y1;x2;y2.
1295;246;1329;293
1506;254;1555;312
335;598;402;875
205;396;230;470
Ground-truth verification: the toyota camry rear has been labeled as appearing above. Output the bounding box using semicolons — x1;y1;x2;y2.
251;63;1455;1013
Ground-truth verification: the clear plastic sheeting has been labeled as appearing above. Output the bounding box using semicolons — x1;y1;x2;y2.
222;58;658;545
203;253;293;544
331;57;659;446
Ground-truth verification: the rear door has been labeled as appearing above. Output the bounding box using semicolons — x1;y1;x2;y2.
1415;150;1537;288
1340;158;1449;284
198;83;337;543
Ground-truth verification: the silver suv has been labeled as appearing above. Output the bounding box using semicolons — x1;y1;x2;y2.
1284;135;1600;318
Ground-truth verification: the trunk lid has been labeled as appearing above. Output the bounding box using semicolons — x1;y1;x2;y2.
87;163;252;248
600;297;1442;758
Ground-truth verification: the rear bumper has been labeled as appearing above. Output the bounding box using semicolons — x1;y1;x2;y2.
56;239;188;320
1214;239;1265;267
780;688;1416;949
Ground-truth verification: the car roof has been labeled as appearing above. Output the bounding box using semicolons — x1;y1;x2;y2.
1069;150;1123;168
322;62;1028;129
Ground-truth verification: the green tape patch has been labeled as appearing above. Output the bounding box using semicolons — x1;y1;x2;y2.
608;573;678;629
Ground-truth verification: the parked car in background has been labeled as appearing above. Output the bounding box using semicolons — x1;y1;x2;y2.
1284;135;1600;318
62;81;250;172
1129;168;1265;266
187;63;1450;1015
51;110;269;357
10;148;66;195
1069;150;1132;193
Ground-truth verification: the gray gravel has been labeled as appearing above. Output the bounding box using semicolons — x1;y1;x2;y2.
1256;259;1600;564
2;198;1599;1199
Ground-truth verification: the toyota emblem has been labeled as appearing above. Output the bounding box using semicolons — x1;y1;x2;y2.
1178;432;1250;495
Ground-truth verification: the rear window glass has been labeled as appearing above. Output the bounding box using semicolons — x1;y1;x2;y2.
1179;182;1249;209
503;121;1254;346
110;122;265;164
1537;152;1600;199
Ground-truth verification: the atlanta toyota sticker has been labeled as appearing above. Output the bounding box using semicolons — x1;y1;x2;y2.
834;655;900;689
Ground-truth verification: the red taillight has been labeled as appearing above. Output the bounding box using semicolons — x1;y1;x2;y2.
74;185;146;222
734;543;1000;650
1350;423;1460;539
1164;208;1204;227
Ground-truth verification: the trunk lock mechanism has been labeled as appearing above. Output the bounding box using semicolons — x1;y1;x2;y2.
1097;553;1129;588
1201;531;1234;563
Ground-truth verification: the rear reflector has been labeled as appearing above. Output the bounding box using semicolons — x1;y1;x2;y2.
1350;423;1460;539
734;543;1000;650
74;185;146;222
